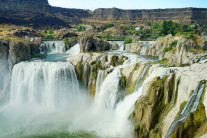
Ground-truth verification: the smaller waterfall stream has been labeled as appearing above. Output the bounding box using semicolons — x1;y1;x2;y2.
165;82;206;138
95;70;105;98
39;41;66;54
134;64;150;91
95;68;122;109
66;43;80;56
139;46;148;55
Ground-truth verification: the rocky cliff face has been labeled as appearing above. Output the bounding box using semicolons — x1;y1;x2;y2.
1;0;207;27
0;0;90;27
147;34;207;65
92;8;207;24
0;39;39;71
66;50;207;137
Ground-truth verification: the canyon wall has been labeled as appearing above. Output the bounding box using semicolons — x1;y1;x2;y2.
0;0;90;27
91;8;207;24
1;0;207;27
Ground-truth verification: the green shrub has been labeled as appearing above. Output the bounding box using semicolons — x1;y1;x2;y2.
169;40;178;49
64;38;69;44
48;30;54;35
77;25;86;31
45;35;54;39
94;35;105;39
31;53;46;59
124;37;133;44
100;24;114;30
163;47;170;53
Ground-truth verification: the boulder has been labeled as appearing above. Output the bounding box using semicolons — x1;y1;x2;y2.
110;42;119;50
79;35;111;52
125;41;141;53
0;40;9;71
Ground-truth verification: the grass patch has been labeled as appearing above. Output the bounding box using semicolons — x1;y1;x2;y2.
31;53;46;59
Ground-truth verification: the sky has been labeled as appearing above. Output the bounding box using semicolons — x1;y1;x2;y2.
48;0;207;10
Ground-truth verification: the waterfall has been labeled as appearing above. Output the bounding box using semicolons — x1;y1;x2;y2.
88;65;94;88
110;66;171;137
114;41;124;51
95;68;122;109
39;41;66;54
134;64;150;91
10;61;79;108
66;43;80;56
83;58;91;88
95;70;105;99
165;82;205;138
139;46;148;55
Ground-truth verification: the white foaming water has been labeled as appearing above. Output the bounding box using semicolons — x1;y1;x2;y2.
0;45;163;138
139;46;148;55
108;66;172;138
66;43;80;56
95;68;122;109
95;70;105;99
116;41;124;51
39;41;66;54
10;61;79;108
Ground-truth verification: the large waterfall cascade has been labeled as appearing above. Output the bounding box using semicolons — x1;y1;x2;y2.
9;61;79;108
0;38;201;138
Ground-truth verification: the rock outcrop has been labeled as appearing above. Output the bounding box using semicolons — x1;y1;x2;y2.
8;41;30;71
129;62;207;137
0;40;9;71
65;37;78;51
125;41;142;53
79;36;112;52
0;39;39;71
147;34;207;65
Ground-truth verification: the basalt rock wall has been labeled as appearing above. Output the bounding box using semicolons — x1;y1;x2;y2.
1;0;207;27
91;8;207;24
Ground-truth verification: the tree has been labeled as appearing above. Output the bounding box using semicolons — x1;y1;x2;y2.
48;30;54;35
162;21;168;35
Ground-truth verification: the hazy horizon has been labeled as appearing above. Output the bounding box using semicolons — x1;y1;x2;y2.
48;0;207;10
